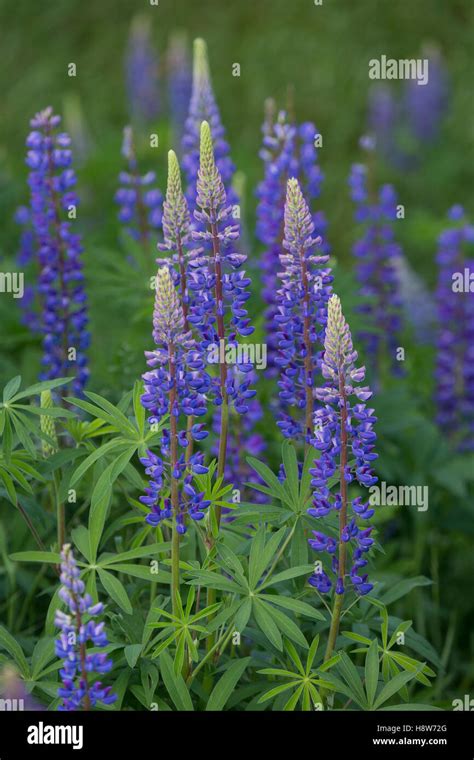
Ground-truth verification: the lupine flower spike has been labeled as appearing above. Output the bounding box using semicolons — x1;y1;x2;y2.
182;39;237;215
115;125;163;245
435;206;474;450
348;153;403;382
25;107;89;395
275;177;332;446
55;545;116;710
190;121;256;527
307;295;378;661
139;266;210;610
125;15;160;124
167;32;192;150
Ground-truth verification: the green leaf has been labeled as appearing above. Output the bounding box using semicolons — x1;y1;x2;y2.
264;604;309;649
281;441;299;504
97;569;133;614
31;638;55;680
380;576;432;606
100;543;171;566
10;551;61;564
70;439;126;487
0;626;29;678
110;563;172;583
206;658;251;711
253;598;283;650
89;448;135;560
262;564;314;588
373;668;421;709
3;376;22;403
71;526;92;564
159;650;194;711
10;378;70;402
365;639;380;708
263;594;325;621
124;644;142;668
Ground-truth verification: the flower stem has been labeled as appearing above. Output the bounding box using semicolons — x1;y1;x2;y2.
169;343;181;616
324;371;348;662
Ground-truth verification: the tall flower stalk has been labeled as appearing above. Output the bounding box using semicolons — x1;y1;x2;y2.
275;177;332;448
257;108;328;376
348;156;403;382
167;31;192;150
307;295;378;661
25;107;89;396
190;121;255;528
125;15;160;124
435;206;474;450
182;39;237;214
55;545;116;710
140;267;210;612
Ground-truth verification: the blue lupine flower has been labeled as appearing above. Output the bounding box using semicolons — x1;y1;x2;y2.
308;295;378;597
25;107;89;395
257;109;329;376
435;207;474;450
182;39;237;215
188;121;256;414
348;160;403;381
115;126;163;244
139;266;211;532
125;15;160;123
55;544;116;710
167;32;192;151
274;177;332;443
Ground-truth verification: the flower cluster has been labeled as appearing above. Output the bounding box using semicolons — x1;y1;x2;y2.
308;295;378;597
181;38;237;213
256;109;329;375
25;107;89;395
274;177;332;443
115;126;163;243
125;15;160;123
188;120;256;413
348;159;403;380
435;206;474;450
167;32;192;150
14;205;38;331
55;545;116;710
139;266;210;532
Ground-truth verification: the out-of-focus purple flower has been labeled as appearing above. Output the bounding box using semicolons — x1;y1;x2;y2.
25;107;89;395
348;162;403;381
0;664;44;711
435;206;474;450
181;39;237;215
274;177;332;443
393;255;435;344
167;31;192;151
55;544;116;711
256;108;329;377
308;294;378;596
14;206;39;332
125;15;160;123
404;47;449;144
115;126;163;244
139;266;210;533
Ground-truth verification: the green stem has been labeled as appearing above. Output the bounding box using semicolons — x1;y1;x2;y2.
187;623;234;686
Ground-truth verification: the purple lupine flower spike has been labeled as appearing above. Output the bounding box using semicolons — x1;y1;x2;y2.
257;109;329;376
274;177;332;444
404;46;449;145
55;544;116;710
308;295;378;598
14;205;38;332
125;15;160;124
167;32;192;151
25;107;89;395
435;206;474;450
182;39;237;215
139;266;210;533
115;126;163;245
348;158;403;381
